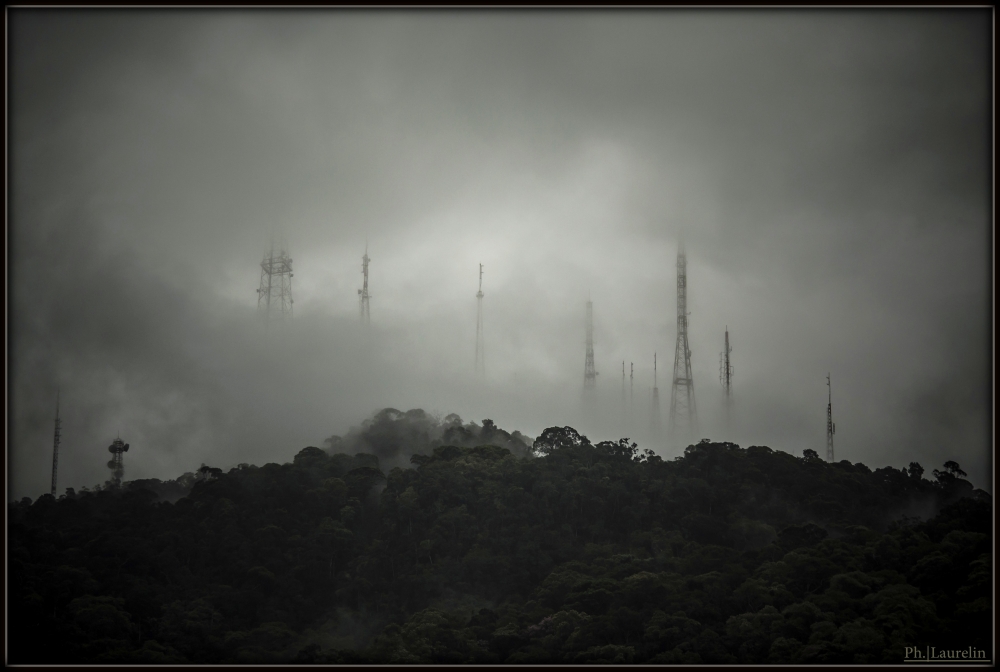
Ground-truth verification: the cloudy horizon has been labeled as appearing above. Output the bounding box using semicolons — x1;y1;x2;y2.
9;9;992;501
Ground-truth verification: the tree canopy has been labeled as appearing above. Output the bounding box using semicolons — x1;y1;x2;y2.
8;419;991;664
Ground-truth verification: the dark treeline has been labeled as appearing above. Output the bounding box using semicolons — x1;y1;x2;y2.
8;412;991;664
323;408;534;469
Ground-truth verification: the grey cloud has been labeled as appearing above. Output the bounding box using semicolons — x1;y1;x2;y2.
9;10;991;500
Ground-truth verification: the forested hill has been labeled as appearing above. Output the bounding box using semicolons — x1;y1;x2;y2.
9;423;991;664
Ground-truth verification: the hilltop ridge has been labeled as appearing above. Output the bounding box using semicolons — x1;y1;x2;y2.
8;415;991;664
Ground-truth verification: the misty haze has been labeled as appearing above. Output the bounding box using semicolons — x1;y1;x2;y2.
8;9;992;666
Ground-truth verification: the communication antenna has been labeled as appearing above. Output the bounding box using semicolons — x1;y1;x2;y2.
106;437;130;489
651;353;662;440
256;237;294;326
583;299;597;390
475;264;485;377
669;242;698;445
719;327;734;433
50;389;61;497
358;241;371;324
826;373;836;462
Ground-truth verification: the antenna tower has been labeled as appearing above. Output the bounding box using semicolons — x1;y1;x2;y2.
256;239;294;324
475;264;485;377
669;243;698;444
630;361;634;419
719;327;734;433
50;389;61;497
826;374;836;462
651;353;662;440
583;300;597;390
106;437;130;488
358;243;371;324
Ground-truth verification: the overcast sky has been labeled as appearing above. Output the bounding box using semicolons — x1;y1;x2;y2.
9;9;992;500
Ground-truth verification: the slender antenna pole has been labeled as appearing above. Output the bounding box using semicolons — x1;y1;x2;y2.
826;373;835;462
50;389;61;496
584;299;597;390
720;327;734;434
359;242;371;324
475;264;485;377
652;353;661;440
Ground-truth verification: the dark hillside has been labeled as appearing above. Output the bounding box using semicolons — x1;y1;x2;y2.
8;425;991;664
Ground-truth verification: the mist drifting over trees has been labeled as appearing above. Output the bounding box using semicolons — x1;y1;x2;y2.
9;413;990;663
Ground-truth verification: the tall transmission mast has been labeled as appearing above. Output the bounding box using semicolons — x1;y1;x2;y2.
475;264;485;377
630;361;634;417
583;300;597;390
719;327;734;433
50;389;61;497
669;243;698;445
651;353;662;440
106;437;129;489
358;243;371;324
256;239;294;324
826;373;836;462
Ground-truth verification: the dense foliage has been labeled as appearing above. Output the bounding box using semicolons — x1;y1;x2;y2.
8;419;991;664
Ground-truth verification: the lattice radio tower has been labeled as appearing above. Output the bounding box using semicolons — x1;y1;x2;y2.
475;264;485;377
583;299;597;391
826;373;836;462
50;389;61;497
651;353;662;440
106;436;129;488
358;243;371;324
669;243;698;444
256;239;294;324
719;327;734;433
